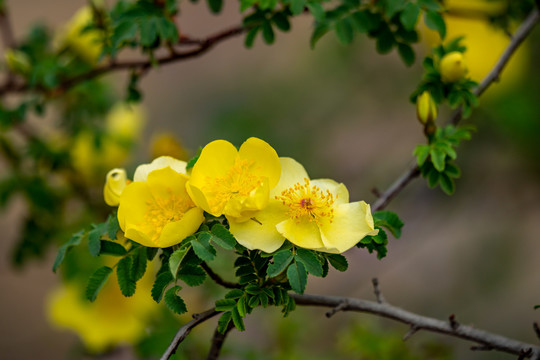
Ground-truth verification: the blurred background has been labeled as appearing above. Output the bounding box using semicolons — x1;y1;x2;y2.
1;0;540;359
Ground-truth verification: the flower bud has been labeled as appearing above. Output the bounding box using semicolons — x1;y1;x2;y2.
439;51;468;83
416;91;438;125
104;168;128;206
4;49;31;75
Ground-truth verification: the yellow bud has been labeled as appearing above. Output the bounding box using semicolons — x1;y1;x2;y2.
104;168;128;206
439;51;468;83
4;49;31;75
151;133;188;160
106;103;146;142
416;91;438;125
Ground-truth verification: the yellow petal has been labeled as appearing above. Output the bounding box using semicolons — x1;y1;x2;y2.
238;137;281;189
270;157;309;197
319;201;376;253
186;183;214;215
125;227;156;248
310;179;349;204
103;168;127;206
146;166;189;200
188;140;238;186
224;178;270;219
117;182;151;232
158;207;205;248
276;218;325;250
134;156;187;182
228;200;287;253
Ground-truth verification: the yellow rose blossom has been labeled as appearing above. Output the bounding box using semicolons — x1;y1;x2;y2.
47;265;158;353
186;137;281;220
103;168;129;206
228;157;378;253
416;91;438;124
439;51;468;83
117;156;204;248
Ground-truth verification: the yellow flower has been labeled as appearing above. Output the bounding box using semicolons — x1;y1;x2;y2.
47;265;158;353
229;158;378;253
59;6;104;64
416;91;438;124
103;168;129;206
186;137;281;220
439;51;468;83
118;156;204;248
106;103;146;143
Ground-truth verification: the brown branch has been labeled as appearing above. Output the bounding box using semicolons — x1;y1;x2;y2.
0;25;246;97
372;7;540;212
291;292;540;359
0;5;15;50
160;308;221;360
206;322;234;360
201;262;241;289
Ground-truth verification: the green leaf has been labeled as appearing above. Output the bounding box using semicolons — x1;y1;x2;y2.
192;232;216;262
207;0;223;13
326;254;348;271
376;29;395;54
267;249;294;277
231;307;245;331
445;163;461;178
117;256;136;297
164;286;187;314
427;167;440;187
215;299;237;311
237;295;247;316
211;224;236;250
287;261;307;294
178;265;207;286
289;0;306;15
245;26;260;48
414;145;430;166
147;247;159;261
430;147;446;172
52;230;84;272
100;240;127;256
400;3;420;30
88;223;106;257
424;10;446;39
185;148;201;171
307;3;325;22
130;247;147;282
384;0;407;18
107;214;120;240
169;247;189;278
335;17;354;45
225;289;244;299
295;248;323;277
272;12;291;32
151;271;173;303
310;23;329;49
86;266;113;302
217;312;232;334
418;0;442;11
439;173;455;195
373;211;404;238
262;21;275;44
397;43;415;66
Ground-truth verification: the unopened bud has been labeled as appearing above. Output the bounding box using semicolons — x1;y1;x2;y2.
416;91;438;125
104;168;128;206
439;51;468;83
5;49;31;75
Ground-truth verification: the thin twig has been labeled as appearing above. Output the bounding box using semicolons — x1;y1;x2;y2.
291;293;540;359
372;7;540;212
206;322;235;360
160;308;221;360
201;262;241;289
371;278;386;304
325;300;348;318
402;325;419;341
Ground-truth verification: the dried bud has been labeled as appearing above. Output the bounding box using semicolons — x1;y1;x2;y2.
416;91;438;125
103;168;128;206
4;49;31;75
439;51;468;83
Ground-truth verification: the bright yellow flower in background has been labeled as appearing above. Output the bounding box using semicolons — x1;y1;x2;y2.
151;133;189;160
439;51;468;83
229;158;378;253
47;266;158;353
57;5;104;64
187;137;281;220
423;0;527;88
106;103;146;143
117;156;204;248
103;168;129;206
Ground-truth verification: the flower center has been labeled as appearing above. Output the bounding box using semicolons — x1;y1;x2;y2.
276;178;335;225
204;158;263;213
143;190;194;244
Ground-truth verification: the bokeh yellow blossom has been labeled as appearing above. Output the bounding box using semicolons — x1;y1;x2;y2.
117;156;204;248
187;137;281;220
151;133;188;160
439;51;468;83
229;157;378;253
423;0;527;87
47;265;158;353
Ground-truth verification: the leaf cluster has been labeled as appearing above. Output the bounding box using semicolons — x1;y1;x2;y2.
356;211;403;259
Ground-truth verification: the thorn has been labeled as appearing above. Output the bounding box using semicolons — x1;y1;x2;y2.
449;314;459;330
403;325;419;341
372;278;386;304
325;301;348;318
371;187;381;198
518;348;533;360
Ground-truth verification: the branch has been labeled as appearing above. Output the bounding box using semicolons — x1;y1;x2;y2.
206;322;235;360
201;262;241;289
0;25;246;97
160;308;221;360
0;5;15;50
372;7;540;212
291;293;540;359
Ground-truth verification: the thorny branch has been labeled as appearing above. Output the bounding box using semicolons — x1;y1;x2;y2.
372;7;540;212
206;322;235;360
201;262;241;289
